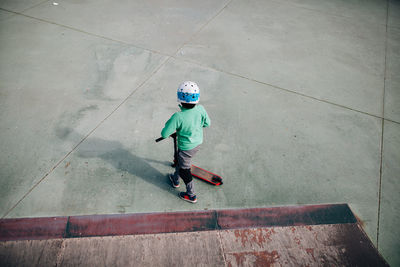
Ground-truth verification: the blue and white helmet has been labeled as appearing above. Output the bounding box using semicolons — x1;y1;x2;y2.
177;81;200;104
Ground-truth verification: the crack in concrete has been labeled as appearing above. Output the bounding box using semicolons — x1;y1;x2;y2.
217;230;228;267
55;239;66;267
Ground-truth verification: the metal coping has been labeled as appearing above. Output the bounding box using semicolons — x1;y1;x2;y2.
0;203;357;241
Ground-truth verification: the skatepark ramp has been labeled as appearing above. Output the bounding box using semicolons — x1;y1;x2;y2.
0;204;388;266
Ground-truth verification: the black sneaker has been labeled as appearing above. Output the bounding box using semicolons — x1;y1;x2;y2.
179;192;197;203
169;174;180;188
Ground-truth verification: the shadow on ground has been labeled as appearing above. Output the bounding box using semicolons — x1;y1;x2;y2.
57;127;176;196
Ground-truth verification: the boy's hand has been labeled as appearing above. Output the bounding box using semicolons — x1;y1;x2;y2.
155;132;177;143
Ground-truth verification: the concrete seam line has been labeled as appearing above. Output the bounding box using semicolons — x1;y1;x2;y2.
270;0;388;29
388;24;400;30
376;0;390;249
18;0;51;14
173;0;233;56
2;6;399;124
170;0;395;122
0;8;170;58
0;8;19;20
172;55;395;123
1;173;48;219
64;216;71;238
0;56;170;219
0;127;95;219
0;0;50;15
2;4;397;124
384;118;400;125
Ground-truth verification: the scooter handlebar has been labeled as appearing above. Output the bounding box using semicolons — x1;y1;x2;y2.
155;133;177;143
155;137;165;142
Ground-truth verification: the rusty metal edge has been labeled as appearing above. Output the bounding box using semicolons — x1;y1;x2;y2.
216;203;357;229
0;216;69;241
0;203;356;241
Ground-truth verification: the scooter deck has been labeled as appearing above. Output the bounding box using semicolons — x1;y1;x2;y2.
156;134;223;186
191;165;223;186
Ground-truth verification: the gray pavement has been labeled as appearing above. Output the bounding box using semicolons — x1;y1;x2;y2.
0;0;399;265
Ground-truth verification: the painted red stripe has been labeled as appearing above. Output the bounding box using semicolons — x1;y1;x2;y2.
0;204;356;241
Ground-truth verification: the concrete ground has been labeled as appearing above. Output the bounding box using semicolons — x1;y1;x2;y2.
0;0;399;265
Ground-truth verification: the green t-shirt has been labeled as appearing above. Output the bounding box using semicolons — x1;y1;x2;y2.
161;105;211;150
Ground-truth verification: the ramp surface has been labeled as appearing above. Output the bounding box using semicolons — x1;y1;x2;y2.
0;204;388;266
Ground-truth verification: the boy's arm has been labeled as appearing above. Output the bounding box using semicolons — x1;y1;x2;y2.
161;113;179;138
203;109;211;128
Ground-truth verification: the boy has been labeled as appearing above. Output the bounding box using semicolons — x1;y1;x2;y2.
161;81;211;203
